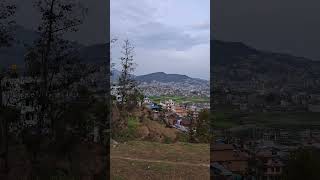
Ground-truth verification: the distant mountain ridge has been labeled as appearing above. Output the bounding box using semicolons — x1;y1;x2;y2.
136;72;192;83
212;40;320;86
2;26;320;85
0;26;108;69
111;70;208;84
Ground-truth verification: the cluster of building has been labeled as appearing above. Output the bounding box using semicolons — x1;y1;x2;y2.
1;64;107;142
138;80;210;97
214;82;320;112
143;97;209;132
212;127;320;179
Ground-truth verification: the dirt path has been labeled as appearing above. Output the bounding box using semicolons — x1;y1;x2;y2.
111;156;210;167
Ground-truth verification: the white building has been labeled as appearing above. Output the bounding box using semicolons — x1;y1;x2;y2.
111;85;122;102
160;99;175;111
143;97;152;104
1;76;40;126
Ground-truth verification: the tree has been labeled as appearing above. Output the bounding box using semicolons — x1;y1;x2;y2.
118;39;137;109
187;110;196;143
21;0;105;177
24;0;88;135
0;107;19;173
136;90;145;107
195;109;210;143
110;37;118;73
0;0;16;174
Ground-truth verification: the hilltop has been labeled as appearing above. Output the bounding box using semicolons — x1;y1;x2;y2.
212;40;320;84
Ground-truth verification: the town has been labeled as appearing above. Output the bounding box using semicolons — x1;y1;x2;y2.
211;41;320;179
111;82;210;134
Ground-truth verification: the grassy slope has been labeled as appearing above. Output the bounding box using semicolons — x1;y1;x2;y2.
110;141;210;180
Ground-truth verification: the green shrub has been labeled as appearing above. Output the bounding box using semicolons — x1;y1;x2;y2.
163;136;173;144
176;133;189;143
113;116;140;142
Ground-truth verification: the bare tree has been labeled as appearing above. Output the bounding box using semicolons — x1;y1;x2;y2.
24;0;88;134
21;0;98;177
118;39;137;109
110;37;118;76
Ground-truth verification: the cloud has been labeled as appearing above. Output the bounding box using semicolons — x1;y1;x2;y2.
111;0;210;79
126;22;208;51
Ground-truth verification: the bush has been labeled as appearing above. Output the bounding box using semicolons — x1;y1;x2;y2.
113;116;140;142
163;136;173;144
176;133;189;143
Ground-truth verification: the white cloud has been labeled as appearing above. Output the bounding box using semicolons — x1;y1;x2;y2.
111;0;210;79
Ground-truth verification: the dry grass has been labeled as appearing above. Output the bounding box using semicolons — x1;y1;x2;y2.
111;141;210;180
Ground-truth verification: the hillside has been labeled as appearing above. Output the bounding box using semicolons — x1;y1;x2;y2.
212;40;320;88
111;71;208;86
0;26;107;69
111;141;209;180
136;72;190;83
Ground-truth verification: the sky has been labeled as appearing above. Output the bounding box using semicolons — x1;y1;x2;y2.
14;0;108;45
111;0;210;80
213;0;320;61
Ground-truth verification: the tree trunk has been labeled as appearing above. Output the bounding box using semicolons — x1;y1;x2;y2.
3;118;8;173
0;77;9;174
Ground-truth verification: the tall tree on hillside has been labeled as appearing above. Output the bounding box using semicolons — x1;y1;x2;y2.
195;109;210;143
0;0;16;174
110;38;117;72
187;110;196;143
22;0;99;177
118;39;137;109
24;0;88;135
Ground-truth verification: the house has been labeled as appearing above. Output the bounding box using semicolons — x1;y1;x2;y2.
173;106;188;117
211;144;249;176
1;76;40;126
162;99;175;110
111;85;122;102
180;118;192;127
211;162;234;180
256;148;284;180
145;102;162;112
144;97;152;104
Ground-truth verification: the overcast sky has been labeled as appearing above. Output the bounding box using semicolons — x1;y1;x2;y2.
111;0;210;80
15;0;108;45
213;0;320;61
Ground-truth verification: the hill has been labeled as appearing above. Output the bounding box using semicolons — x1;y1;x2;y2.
212;40;320;86
135;72;208;84
0;26;38;69
0;26;108;69
136;72;190;83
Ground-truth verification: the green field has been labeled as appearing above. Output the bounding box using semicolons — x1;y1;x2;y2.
213;109;320;130
149;95;209;104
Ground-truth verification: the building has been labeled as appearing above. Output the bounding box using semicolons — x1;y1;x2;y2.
256;148;284;180
211;144;249;176
173;106;187;117
111;85;122;102
143;97;152;104
1;76;40;126
161;99;175;111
